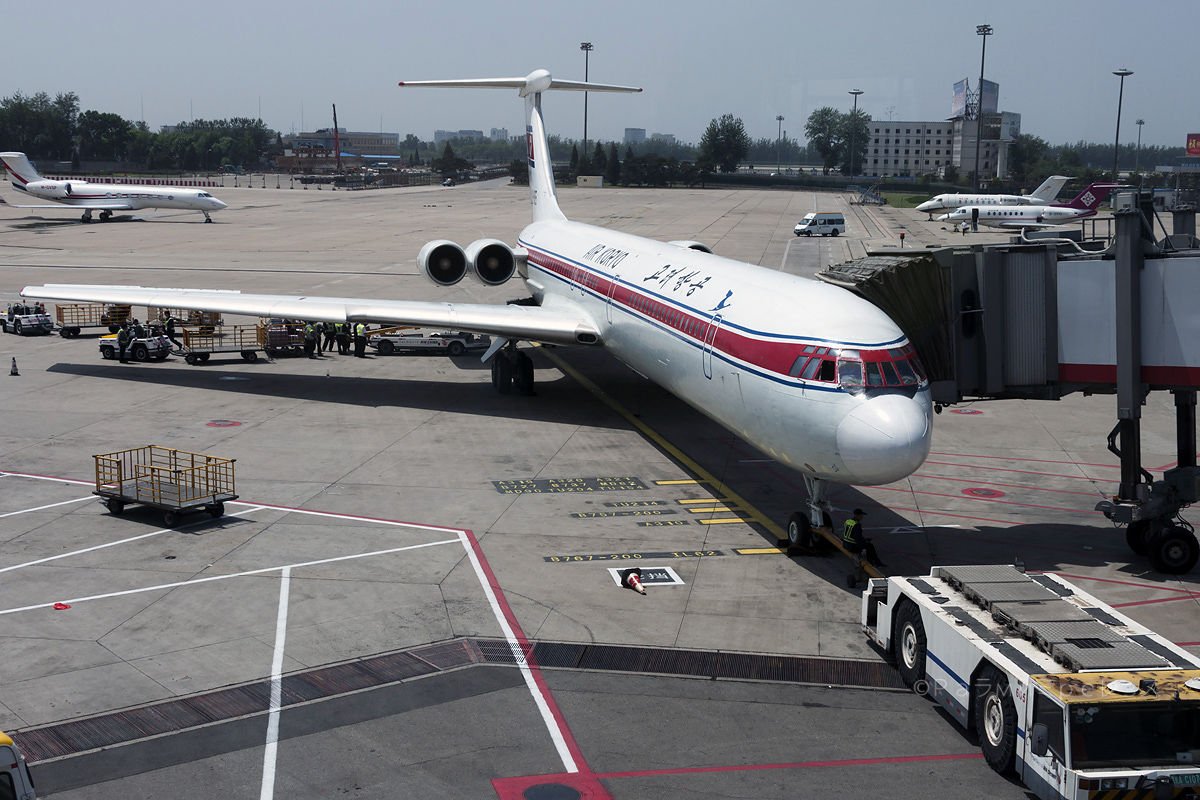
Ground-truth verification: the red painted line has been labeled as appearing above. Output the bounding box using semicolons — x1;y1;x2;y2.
922;459;1111;483
928;451;1120;470
1053;572;1200;595
871;483;1098;515
1112;594;1200;609
1177;642;1200;647
867;504;1016;528
914;472;1101;498
463;529;592;774
595;751;984;780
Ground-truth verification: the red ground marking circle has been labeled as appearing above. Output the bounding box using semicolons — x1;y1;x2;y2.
963;487;1005;499
950;409;983;415
206;420;243;428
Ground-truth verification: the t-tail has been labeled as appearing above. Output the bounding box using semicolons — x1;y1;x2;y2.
1028;174;1070;203
1062;182;1123;211
399;70;641;223
0;152;44;190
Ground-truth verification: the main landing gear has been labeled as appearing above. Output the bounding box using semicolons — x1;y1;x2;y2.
80;210;114;223
489;341;535;396
80;209;93;223
782;475;833;552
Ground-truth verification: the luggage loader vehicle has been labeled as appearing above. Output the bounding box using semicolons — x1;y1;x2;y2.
863;565;1200;798
2;303;53;335
1;731;37;799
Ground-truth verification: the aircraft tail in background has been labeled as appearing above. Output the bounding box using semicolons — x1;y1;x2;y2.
1061;182;1122;211
1028;175;1070;203
0;152;44;189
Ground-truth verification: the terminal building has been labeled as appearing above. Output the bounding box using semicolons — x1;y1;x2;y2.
863;79;1020;184
284;128;400;156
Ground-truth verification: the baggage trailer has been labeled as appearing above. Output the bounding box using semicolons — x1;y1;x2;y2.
147;307;222;335
262;318;306;356
0;731;36;799
55;302;132;337
863;565;1200;798
94;445;237;526
178;324;265;365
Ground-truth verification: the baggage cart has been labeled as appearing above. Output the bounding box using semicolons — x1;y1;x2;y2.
262;318;306;355
93;445;237;526
178;324;266;365
147;307;222;335
55;302;132;337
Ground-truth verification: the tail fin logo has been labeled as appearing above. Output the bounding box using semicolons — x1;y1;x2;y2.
1079;190;1096;209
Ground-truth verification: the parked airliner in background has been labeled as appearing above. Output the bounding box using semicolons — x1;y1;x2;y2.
0;152;227;223
938;182;1122;229
23;69;933;544
915;175;1071;217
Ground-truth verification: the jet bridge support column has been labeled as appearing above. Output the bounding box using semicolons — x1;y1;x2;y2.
1113;207;1145;503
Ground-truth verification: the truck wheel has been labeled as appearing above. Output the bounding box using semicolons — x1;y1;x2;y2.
448;340;465;356
198;353;210;363
974;666;1017;775
101;345;115;360
892;600;926;688
1149;526;1200;574
377;339;395;355
185;353;198;365
1126;520;1152;555
131;343;149;362
70;327;81;337
13;320;23;335
207;502;225;519
241;350;258;362
105;498;125;515
786;512;811;549
163;511;179;528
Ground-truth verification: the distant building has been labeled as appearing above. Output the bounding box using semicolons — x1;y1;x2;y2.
624;128;646;145
490;127;509;141
650;133;676;146
867;121;956;179
434;129;485;143
284;128;400;155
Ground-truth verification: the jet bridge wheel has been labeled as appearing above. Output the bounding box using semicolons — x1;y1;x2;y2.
974;665;1018;776
1148;525;1200;575
892;600;926;689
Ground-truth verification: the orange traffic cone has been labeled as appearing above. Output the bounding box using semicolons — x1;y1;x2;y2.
621;567;646;595
9;357;17;376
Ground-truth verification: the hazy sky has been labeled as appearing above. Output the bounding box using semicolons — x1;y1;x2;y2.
7;1;1193;149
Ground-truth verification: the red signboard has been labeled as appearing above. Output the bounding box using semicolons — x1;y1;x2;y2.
1189;133;1200;156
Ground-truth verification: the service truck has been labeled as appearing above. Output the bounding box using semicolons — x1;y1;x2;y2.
1;303;53;336
864;565;1200;799
369;330;489;356
1;731;36;799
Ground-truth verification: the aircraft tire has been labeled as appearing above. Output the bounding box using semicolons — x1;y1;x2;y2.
1149;526;1200;574
514;352;534;395
1126;520;1152;555
892;600;926;688
492;354;513;394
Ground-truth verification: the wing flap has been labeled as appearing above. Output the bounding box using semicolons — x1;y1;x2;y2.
21;284;601;346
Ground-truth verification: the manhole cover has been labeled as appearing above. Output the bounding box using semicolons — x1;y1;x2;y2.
523;784;581;800
962;487;1005;498
206;420;242;428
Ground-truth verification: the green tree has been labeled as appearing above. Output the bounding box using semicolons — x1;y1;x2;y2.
837;109;871;176
592;141;607;174
432;142;470;176
569;143;579;174
77;110;132;161
804;106;843;175
698;113;750;173
605;143;620;185
1008;133;1049;188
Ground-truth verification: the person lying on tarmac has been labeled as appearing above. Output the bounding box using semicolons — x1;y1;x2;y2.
841;508;885;567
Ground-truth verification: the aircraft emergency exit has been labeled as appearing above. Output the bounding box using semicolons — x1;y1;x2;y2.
0;152;227;223
915;175;1070;217
938;182;1122;229
22;70;934;542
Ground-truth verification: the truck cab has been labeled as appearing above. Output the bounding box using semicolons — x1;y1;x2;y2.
1;732;37;799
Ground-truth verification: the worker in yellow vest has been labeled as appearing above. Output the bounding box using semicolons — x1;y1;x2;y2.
354;322;368;358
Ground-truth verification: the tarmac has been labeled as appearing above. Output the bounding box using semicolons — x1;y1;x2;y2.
0;179;1197;799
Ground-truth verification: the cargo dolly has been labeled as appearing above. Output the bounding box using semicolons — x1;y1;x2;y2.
93;445;237;526
178;324;266;365
55;302;132;337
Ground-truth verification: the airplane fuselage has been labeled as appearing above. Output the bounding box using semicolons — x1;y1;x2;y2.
16;179;226;214
518;219;933;485
940;204;1089;229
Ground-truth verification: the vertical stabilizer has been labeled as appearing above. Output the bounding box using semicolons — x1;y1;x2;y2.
0;152;43;188
1062;182;1122;211
1029;175;1070;203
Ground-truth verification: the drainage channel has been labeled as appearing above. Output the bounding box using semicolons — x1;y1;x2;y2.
14;639;902;763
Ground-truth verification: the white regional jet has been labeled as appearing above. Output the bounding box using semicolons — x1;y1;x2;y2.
915;175;1071;218
0;152;227;223
22;70;933;543
938;181;1121;229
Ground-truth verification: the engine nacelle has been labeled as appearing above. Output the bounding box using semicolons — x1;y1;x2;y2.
667;240;713;254
465;238;520;286
418;239;468;286
30;180;68;198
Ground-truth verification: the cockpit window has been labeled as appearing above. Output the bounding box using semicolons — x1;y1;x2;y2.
837;346;927;394
893;358;918;385
837;359;863;388
198;192;211;197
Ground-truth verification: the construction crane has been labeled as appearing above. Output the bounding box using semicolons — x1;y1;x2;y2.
332;104;342;174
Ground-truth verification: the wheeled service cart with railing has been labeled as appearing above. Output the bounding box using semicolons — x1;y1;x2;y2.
93;445;237;527
55;302;132;337
178;324;265;365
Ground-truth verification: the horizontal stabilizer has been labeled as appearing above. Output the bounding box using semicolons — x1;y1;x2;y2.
400;69;640;97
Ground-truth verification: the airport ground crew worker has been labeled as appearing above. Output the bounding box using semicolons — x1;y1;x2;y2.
131;318;146;339
303;321;318;359
842;508;884;567
335;322;349;355
117;321;132;363
354;322;368;358
322;320;337;352
164;314;182;351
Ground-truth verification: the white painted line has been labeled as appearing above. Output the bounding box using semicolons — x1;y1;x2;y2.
0;495;93;518
258;566;291;800
0;471;92;487
458;531;577;774
0;506;266;575
0;538;459;616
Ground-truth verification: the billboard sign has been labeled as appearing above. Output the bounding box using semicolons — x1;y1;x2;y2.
980;79;999;115
1189;133;1200;156
952;79;968;117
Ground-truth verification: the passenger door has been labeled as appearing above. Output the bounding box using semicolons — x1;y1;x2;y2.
702;315;722;379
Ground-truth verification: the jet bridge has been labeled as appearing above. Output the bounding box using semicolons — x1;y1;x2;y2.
818;193;1200;574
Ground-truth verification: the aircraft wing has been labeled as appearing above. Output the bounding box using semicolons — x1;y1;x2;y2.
20;284;600;347
991;220;1061;229
0;198;135;210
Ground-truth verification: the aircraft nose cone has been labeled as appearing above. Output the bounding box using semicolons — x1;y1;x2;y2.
213;199;228;209
836;394;931;485
916;202;934;213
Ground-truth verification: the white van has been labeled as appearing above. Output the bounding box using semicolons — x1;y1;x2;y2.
793;212;846;237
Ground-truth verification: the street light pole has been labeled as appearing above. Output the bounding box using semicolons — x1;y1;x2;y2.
848;89;863;177
972;24;993;191
580;42;594;168
776;114;784;174
1135;119;1144;176
1112;68;1133;181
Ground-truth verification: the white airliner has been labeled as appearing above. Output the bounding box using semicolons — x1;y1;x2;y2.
22;70;933;542
937;181;1121;229
915;175;1071;217
0;152;227;223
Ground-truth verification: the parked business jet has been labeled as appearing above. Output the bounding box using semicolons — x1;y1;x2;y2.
0;152;227;223
915;175;1071;218
938;182;1121;229
22;70;933;543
